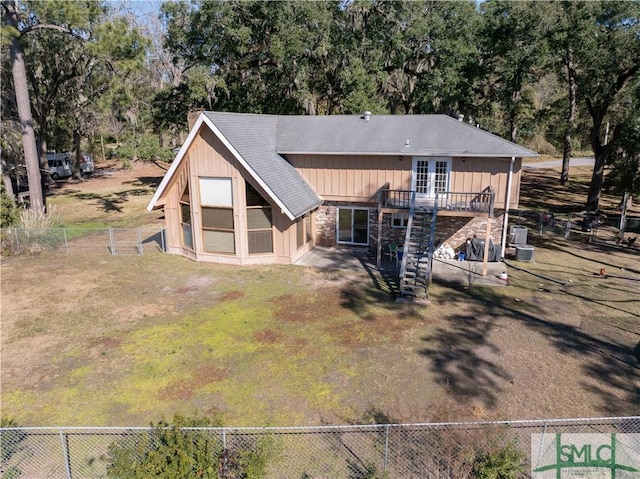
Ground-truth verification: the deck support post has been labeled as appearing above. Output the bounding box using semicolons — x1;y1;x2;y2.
376;208;384;268
482;219;491;276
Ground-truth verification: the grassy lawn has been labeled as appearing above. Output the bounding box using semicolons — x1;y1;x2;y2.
1;161;638;427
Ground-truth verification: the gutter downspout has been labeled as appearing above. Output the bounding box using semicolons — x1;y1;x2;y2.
500;157;515;259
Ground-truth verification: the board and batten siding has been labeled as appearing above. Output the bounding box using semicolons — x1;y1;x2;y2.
287;154;521;209
161;127;308;264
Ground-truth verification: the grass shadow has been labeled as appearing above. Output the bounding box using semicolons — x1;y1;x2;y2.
419;286;639;414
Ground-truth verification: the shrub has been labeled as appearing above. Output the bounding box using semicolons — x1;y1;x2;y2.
106;413;280;479
116;133;174;162
1;181;19;228
13;206;63;255
472;438;526;479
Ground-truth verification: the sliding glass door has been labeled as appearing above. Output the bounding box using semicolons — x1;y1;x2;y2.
337;207;369;245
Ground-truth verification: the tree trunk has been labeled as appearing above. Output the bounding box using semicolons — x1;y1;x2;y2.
72;128;82;179
37;123;51;198
5;0;44;211
585;111;606;211
510;90;521;143
561;47;576;185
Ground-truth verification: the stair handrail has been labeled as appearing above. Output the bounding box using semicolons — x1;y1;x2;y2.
425;192;439;286
399;191;416;281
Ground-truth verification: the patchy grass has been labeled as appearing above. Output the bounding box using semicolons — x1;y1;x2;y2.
1;162;638;427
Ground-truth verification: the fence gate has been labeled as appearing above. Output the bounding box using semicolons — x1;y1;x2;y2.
108;228;143;255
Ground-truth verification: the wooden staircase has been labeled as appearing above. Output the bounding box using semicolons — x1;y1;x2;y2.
399;193;438;299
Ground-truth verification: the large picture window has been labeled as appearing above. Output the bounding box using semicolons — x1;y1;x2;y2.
200;177;235;254
337;207;369;245
246;182;273;254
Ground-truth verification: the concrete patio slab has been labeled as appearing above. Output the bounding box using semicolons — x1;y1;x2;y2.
295;246;510;287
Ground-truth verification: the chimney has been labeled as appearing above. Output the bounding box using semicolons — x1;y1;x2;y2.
363;111;371;121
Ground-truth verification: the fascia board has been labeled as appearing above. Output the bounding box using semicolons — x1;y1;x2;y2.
146;114;206;211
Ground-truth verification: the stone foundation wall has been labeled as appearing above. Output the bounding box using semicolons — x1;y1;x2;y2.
313;203;504;254
436;214;504;251
314;202;379;248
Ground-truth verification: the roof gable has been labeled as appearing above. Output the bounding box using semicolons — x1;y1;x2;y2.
147;113;322;219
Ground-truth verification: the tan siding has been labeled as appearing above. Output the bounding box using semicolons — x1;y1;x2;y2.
160;127;303;264
289;154;411;202
289;153;521;209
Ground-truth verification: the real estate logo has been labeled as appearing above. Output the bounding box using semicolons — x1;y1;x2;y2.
531;433;640;478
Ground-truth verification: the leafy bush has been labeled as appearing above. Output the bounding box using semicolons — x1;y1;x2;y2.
106;414;280;479
472;438;526;479
116;133;174;162
1;181;19;228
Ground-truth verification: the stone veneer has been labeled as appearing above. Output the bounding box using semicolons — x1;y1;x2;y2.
314;202;504;253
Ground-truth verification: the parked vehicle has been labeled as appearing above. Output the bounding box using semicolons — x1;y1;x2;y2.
46;152;95;178
78;154;94;174
46;153;72;179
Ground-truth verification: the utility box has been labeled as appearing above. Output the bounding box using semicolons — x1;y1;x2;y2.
515;244;534;262
509;225;528;245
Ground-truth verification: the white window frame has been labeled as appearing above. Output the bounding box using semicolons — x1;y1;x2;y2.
411;157;452;198
391;212;409;228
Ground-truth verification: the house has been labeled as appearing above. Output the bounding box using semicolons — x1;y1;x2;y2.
147;112;537;286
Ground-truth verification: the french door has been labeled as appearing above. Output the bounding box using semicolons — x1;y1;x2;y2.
411;157;452;199
337;207;369;245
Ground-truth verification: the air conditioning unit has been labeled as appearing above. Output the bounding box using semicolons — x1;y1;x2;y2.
515;244;534;262
509;225;528;245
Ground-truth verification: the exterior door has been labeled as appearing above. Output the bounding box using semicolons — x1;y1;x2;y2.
337;207;369;245
411;157;451;199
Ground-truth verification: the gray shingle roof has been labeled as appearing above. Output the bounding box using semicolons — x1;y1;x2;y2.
149;112;538;217
277;114;538;157
204;112;322;219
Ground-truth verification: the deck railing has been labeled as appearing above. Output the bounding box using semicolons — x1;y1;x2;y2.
379;185;495;215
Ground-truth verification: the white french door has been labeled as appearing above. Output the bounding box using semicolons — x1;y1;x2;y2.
411;157;452;199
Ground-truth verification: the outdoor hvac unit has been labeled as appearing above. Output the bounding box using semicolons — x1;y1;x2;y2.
515;244;534;262
509;225;528;245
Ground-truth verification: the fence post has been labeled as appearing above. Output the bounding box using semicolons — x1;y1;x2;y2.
161;227;166;253
222;427;227;451
63;228;69;255
383;424;390;472
538;213;543;236
137;228;143;255
14;228;20;254
565;214;572;239
109;227;114;254
59;429;73;479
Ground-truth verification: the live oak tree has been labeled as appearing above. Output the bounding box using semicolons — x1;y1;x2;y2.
568;1;640;211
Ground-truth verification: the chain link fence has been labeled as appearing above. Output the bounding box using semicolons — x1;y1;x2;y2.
507;209;640;245
2;417;638;478
0;227;166;256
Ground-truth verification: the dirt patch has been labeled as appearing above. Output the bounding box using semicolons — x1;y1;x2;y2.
254;329;282;344
273;289;342;323
159;365;229;401
221;291;245;301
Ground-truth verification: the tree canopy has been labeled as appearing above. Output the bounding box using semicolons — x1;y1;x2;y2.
3;0;640;209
